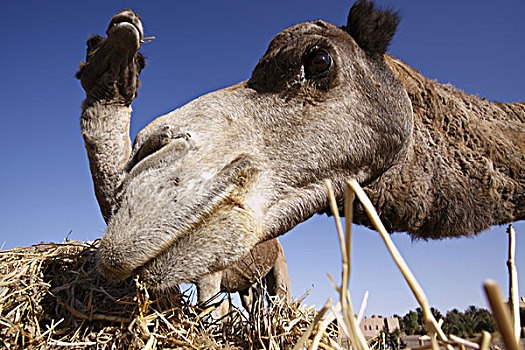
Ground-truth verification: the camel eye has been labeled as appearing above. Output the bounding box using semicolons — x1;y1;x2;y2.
304;47;333;79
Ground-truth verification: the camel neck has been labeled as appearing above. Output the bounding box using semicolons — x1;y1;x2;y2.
80;100;133;222
354;56;525;239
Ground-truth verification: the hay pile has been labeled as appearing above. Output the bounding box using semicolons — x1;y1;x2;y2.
0;240;338;349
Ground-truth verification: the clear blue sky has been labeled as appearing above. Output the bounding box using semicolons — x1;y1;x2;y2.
1;0;523;317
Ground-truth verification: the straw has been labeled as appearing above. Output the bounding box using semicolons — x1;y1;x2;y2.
0;240;338;349
346;179;453;350
324;179;369;350
483;280;520;350
506;224;520;343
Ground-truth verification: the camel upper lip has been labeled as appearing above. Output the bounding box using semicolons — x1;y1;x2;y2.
97;154;258;282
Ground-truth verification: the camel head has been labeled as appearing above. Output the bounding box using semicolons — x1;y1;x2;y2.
79;3;413;289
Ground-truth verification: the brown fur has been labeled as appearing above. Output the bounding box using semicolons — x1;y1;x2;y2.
350;56;525;238
196;238;290;315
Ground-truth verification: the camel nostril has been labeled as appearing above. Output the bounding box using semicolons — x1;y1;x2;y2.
125;127;192;173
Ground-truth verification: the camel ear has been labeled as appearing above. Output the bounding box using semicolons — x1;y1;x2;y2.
342;0;399;55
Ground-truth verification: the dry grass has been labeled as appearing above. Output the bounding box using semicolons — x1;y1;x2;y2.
322;179;522;350
0;240;338;349
1;180;521;349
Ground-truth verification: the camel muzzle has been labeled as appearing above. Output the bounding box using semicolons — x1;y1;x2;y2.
96;132;265;288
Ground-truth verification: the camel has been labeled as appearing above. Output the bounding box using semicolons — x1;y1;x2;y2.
76;1;524;292
76;22;291;309
197;237;290;316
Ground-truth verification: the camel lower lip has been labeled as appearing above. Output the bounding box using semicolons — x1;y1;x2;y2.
98;188;236;281
97;155;259;286
135;199;261;289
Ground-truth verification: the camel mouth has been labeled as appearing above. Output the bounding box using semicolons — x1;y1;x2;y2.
110;22;141;41
106;10;144;41
97;187;240;282
136;196;257;289
97;154;263;287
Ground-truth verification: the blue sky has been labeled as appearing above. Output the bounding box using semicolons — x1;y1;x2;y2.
1;0;523;317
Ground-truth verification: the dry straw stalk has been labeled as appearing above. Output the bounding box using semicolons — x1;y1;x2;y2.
321;179;513;350
506;224;520;343
483;280;521;350
346;179;452;349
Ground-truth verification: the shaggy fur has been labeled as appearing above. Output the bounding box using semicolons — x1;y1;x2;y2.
76;2;524;289
353;56;525;238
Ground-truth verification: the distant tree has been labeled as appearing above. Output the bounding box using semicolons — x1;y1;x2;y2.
442;306;494;338
462;306;480;337
414;307;427;335
443;308;466;337
431;307;444;323
400;310;419;335
397;306;494;338
472;308;494;334
464;305;495;337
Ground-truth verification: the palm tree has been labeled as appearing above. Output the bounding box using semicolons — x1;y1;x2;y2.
471;307;494;334
401;311;419;335
462;305;480;337
444;308;466;338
